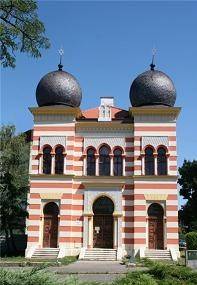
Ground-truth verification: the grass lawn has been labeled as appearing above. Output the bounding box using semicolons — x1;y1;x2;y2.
0;259;196;285
0;255;77;266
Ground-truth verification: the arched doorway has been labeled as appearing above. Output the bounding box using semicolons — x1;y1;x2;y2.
43;202;59;248
93;196;114;248
148;203;164;249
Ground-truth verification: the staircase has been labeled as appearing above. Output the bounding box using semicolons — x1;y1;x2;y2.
145;249;172;260
31;248;59;259
83;248;117;261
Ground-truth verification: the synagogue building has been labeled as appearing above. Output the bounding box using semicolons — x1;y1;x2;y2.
25;60;180;261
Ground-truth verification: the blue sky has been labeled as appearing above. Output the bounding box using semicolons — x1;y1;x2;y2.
1;1;197;169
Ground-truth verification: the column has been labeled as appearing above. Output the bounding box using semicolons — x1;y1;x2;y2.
154;153;157;175
83;216;89;248
113;217;118;248
122;155;125;176
51;154;55;174
88;216;93;248
63;153;67;174
166;153;170;175
95;155;99;176
39;154;43;174
83;155;87;176
110;155;113;176
117;216;122;248
141;154;145;175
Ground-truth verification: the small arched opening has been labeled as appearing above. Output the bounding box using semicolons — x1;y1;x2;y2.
43;202;59;248
93;196;114;248
148;203;164;249
55;146;64;174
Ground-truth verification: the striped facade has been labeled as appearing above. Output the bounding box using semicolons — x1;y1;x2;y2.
26;104;180;259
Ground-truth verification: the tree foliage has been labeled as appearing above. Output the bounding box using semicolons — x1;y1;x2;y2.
178;160;197;232
0;0;50;68
0;125;30;253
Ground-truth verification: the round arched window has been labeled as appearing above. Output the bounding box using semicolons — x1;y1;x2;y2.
99;146;110;176
43;146;52;174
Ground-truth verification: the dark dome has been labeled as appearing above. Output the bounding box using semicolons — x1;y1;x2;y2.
36;70;82;107
130;69;176;107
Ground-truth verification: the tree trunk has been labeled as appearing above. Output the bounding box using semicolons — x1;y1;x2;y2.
4;227;10;256
9;227;18;254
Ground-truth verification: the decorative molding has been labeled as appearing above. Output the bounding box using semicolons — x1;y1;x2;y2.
130;107;181;118
145;194;168;201
142;136;168;149
40;192;63;199
76;121;133;132
34;114;75;123
40;136;66;148
29;106;81;116
84;137;125;150
84;187;122;214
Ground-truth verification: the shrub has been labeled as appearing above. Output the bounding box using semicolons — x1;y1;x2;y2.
148;261;197;284
0;267;57;285
113;271;157;285
185;232;197;250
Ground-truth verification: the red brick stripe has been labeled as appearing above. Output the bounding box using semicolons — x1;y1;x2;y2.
135;126;176;132
34;126;75;131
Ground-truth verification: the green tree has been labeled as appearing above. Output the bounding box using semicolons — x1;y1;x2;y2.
0;125;30;254
178;160;197;232
0;0;50;68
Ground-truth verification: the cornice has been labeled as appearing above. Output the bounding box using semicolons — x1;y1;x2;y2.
133;175;178;181
76;121;133;131
29;174;75;180
29;106;82;117
129;107;181;117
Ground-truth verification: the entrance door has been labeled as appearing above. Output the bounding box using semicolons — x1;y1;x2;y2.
43;202;59;248
93;215;113;248
93;196;114;248
148;203;164;249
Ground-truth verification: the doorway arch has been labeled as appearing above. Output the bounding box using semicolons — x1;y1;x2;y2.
43;202;59;248
93;196;114;248
148;203;164;249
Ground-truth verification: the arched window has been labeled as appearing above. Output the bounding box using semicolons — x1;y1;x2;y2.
157;147;167;175
55;146;64;174
87;148;96;176
145;147;154;175
43;146;52;174
113;148;123;176
99;145;110;176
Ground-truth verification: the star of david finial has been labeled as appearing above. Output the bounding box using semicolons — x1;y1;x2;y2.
58;47;64;71
150;47;156;71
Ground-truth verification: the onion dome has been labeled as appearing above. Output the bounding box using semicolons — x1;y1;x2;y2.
36;60;82;107
129;61;176;107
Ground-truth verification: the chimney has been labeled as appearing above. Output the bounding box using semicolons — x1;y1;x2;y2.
98;97;114;122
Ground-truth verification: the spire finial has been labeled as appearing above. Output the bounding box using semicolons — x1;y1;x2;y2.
58;47;64;70
150;47;156;70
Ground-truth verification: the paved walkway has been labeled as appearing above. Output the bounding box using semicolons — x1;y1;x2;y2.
3;261;147;283
56;261;130;274
52;261;147;282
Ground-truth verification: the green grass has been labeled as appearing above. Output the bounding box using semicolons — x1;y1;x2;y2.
0;259;197;285
58;256;77;265
0;255;77;267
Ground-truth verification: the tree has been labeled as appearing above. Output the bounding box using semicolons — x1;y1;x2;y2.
178;160;197;232
0;0;50;68
0;125;30;254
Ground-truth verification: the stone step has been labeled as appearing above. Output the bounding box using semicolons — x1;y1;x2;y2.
83;248;117;261
145;250;172;260
31;248;59;259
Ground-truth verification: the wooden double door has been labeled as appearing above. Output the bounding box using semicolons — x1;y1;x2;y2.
43;215;58;248
93;215;113;248
148;217;164;249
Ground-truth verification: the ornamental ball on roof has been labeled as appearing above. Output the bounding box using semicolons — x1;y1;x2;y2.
129;68;176;107
36;67;82;107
